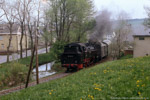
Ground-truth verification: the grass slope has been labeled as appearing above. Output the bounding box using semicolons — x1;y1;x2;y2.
1;56;150;100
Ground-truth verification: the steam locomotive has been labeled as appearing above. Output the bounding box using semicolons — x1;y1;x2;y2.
61;41;108;72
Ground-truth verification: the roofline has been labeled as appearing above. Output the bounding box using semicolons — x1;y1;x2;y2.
133;35;150;37
0;34;18;35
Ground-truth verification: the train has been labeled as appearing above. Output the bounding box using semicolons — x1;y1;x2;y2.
61;41;108;72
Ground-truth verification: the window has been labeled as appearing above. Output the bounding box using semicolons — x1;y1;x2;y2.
0;36;3;40
139;37;145;40
1;44;4;49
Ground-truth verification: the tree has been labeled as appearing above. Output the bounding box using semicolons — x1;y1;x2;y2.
0;0;17;62
42;26;50;53
46;0;94;42
110;12;132;59
144;7;150;28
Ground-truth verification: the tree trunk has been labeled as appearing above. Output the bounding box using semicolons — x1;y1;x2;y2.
7;25;13;62
28;24;33;53
20;22;24;59
25;30;28;57
35;37;39;84
7;34;12;62
35;25;39;84
45;41;48;53
25;45;35;88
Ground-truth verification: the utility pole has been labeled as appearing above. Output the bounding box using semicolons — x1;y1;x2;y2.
35;21;39;84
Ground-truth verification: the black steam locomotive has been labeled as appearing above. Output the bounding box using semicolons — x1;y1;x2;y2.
61;41;108;72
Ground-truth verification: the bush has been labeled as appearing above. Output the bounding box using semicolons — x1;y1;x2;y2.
0;62;28;90
51;62;66;72
120;55;133;59
50;41;67;61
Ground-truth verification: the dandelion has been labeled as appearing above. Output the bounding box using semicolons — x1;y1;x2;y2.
103;70;107;74
91;95;94;100
49;92;52;95
138;92;141;95
136;80;140;84
137;85;140;87
98;88;102;91
142;84;145;87
80;98;82;100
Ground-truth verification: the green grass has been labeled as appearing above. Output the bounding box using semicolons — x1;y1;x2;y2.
17;53;53;67
1;56;150;99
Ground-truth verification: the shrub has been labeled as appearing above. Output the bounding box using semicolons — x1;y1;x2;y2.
51;62;66;72
120;55;133;59
0;62;28;90
50;41;67;61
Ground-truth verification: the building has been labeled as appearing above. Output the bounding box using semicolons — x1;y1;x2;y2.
0;24;29;54
133;35;150;57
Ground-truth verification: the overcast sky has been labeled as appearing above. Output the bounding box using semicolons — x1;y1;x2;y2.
94;0;150;19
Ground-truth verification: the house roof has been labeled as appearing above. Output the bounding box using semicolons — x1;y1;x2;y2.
0;23;21;35
133;35;150;37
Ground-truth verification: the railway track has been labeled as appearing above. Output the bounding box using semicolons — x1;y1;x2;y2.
0;57;112;96
0;73;70;96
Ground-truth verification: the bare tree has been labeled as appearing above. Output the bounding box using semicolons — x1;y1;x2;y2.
1;1;17;62
144;6;150;28
14;0;28;58
110;11;132;59
26;0;44;87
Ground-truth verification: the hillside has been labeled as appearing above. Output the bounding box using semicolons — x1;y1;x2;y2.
1;56;150;100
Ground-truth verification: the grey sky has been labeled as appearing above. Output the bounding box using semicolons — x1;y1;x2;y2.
94;0;150;19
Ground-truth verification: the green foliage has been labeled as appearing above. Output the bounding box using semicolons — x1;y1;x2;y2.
47;0;94;42
120;55;133;59
0;62;28;90
2;56;150;99
49;41;67;61
51;62;65;72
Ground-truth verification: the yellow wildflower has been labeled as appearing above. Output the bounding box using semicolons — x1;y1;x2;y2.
91;95;94;100
137;85;140;87
94;88;98;90
103;70;107;73
137;80;140;83
98;88;102;91
136;80;141;84
49;92;52;95
138;92;141;95
142;84;145;87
